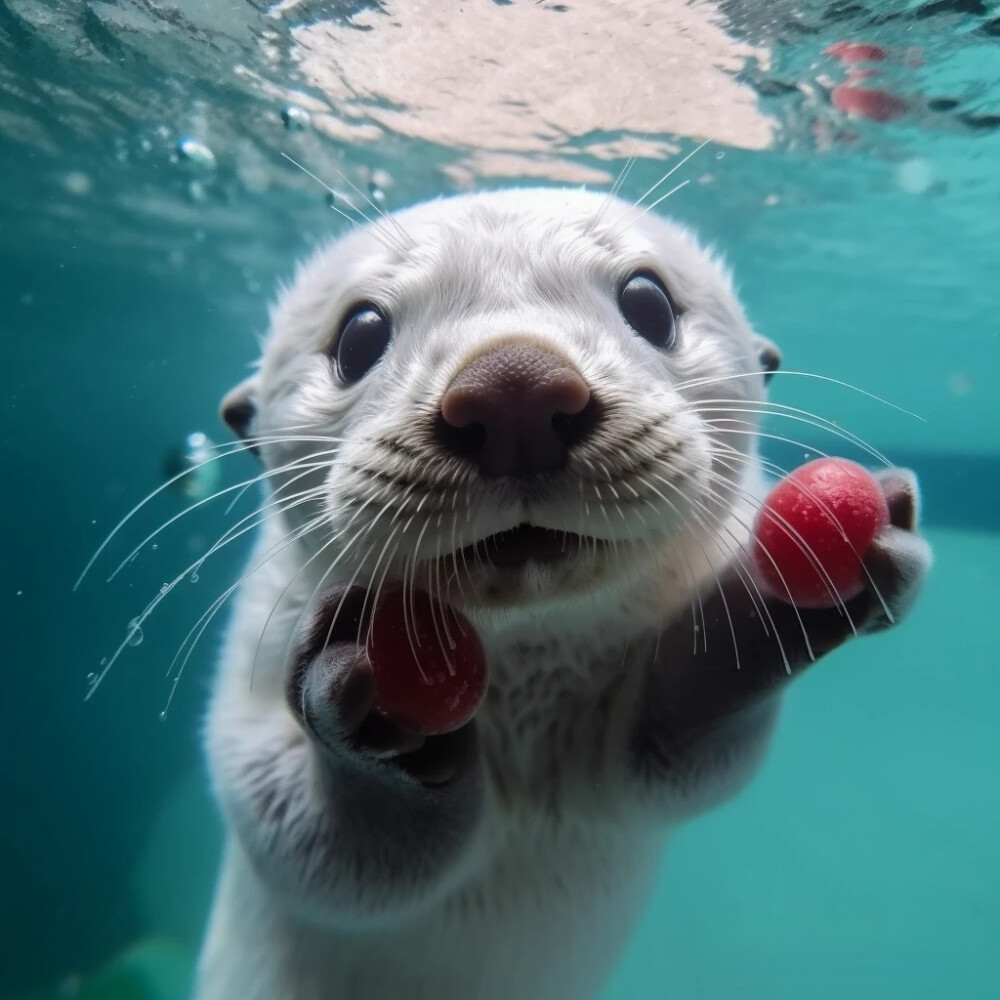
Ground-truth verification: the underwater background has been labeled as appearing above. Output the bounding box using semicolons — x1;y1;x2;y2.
1;1;998;997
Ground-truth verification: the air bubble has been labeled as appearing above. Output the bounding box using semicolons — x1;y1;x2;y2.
151;543;158;551
190;572;200;583
281;104;312;130
87;672;96;684
62;171;92;196
714;151;725;160
368;182;386;206
896;157;936;195
176;137;217;172
326;190;356;212
126;619;144;646
162;430;220;500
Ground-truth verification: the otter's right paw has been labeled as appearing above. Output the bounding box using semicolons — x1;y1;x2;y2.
287;586;475;787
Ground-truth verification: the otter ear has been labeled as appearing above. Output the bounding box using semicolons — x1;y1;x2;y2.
220;375;259;453
754;335;782;384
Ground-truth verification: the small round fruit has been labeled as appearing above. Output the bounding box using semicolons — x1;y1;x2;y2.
752;458;890;608
365;586;487;736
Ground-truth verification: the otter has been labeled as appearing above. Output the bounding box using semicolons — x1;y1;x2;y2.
195;188;930;1000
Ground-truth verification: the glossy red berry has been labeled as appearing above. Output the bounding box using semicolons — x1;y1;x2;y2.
753;458;889;608
366;586;487;735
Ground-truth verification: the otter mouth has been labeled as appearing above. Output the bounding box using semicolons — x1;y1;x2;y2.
458;523;595;569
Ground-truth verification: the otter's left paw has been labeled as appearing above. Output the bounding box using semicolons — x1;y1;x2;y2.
288;585;479;788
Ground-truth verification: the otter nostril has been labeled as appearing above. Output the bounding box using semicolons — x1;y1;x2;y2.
552;394;601;450
433;413;486;458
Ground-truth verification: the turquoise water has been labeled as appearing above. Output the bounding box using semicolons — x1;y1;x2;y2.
1;1;998;997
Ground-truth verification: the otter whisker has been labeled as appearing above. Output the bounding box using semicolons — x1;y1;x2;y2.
690;401;893;468
263;480;413;684
297;475;417;643
653;472;793;667
219;442;339;515
629;483;708;655
704;447;852;618
700;417;853;461
143;510;329;708
186;483;328;591
588;130;651;235
430;526;455;671
268;524;379;690
445;493;472;606
74;435;334;590
108;454;335;582
86;483;329;703
608;138;710;236
413;511;456;672
590;481;623;574
354;523;405;654
677;369;925;422
280;151;414;253
699;413;891;473
273;509;399;687
632;468;752;669
280;152;412;257
220;512;340;695
400;552;425;681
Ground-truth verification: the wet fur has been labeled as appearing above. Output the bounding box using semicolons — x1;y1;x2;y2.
196;189;930;999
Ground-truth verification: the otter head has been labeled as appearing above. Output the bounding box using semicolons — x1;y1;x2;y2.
220;189;779;635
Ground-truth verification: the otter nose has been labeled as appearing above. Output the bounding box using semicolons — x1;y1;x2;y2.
437;343;597;477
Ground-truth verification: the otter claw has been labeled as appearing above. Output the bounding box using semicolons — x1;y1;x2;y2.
875;467;920;532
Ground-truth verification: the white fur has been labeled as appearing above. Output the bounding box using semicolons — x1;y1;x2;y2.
197;189;777;999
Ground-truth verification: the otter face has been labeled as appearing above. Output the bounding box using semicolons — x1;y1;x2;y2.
223;189;774;614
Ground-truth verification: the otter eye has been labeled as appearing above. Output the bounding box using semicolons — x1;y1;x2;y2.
332;303;392;384
618;272;678;350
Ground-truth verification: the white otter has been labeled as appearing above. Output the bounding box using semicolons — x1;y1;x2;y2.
196;189;929;1000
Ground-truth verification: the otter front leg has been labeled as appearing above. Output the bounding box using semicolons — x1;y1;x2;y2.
209;584;485;925
630;469;931;815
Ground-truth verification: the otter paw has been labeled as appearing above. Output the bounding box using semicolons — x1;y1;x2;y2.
288;586;472;786
855;468;931;634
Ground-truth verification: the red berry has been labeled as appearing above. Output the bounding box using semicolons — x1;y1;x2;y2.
825;41;888;64
831;84;907;122
366;586;487;736
752;458;889;608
